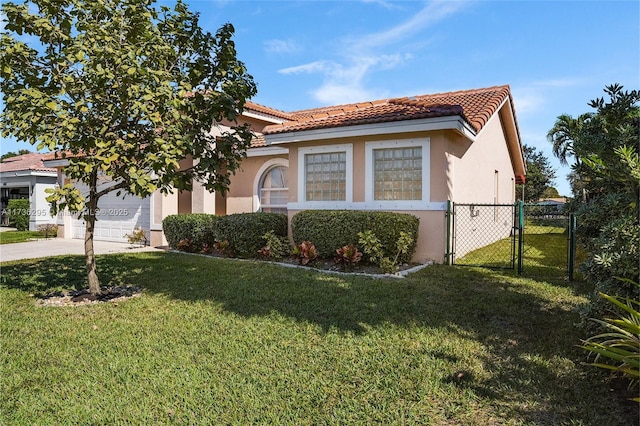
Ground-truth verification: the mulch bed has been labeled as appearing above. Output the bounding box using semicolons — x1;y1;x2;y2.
36;286;143;307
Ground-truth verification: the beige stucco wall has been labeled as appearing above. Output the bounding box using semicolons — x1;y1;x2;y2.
286;131;452;204
226;154;289;214
450;112;516;204
448;110;517;258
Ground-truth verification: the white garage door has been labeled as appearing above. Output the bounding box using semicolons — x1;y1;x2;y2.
71;189;150;243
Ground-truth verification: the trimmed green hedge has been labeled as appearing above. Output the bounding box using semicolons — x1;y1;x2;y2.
214;212;288;258
7;199;30;231
291;210;420;263
162;214;219;250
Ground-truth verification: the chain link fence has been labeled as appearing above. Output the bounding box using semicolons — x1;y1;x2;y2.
447;203;517;269
446;201;577;279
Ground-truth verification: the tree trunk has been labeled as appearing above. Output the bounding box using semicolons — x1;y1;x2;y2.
85;171;101;295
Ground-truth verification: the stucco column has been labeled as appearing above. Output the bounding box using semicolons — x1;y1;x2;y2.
149;188;178;247
191;179;217;214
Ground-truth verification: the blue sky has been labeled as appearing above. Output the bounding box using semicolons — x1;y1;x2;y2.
2;0;638;196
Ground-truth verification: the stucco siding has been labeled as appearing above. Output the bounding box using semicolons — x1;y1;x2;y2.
227;155;289;214
449;110;516;257
451;111;516;204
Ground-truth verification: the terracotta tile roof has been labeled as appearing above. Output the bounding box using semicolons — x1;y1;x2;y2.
245;101;293;121
0;152;57;173
263;85;513;135
250;133;267;148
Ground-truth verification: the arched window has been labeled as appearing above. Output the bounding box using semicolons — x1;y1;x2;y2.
259;165;288;213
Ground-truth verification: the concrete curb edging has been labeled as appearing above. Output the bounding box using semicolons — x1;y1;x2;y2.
167;249;434;279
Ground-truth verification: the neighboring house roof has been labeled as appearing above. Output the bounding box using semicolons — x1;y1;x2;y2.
262;85;514;135
0;153;56;173
245;101;293;121
538;197;568;204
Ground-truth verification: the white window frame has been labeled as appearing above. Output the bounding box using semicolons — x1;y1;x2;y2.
365;138;430;210
253;158;289;212
297;143;353;208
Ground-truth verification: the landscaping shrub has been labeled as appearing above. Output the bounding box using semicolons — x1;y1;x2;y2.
291;210;419;263
581;278;640;400
37;223;58;238
258;230;290;260
214;212;287;258
162;214;219;250
7;199;30;231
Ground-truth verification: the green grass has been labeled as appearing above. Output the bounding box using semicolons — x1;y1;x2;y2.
0;252;635;425
0;230;52;244
456;224;586;280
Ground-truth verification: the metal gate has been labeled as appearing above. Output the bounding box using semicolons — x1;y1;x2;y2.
519;203;576;279
446;202;518;269
446;201;577;279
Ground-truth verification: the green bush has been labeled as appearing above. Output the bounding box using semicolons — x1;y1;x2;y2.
7;199;30;231
162;214;219;250
575;193;639;323
291;210;419;263
581;279;640;400
214;212;288;258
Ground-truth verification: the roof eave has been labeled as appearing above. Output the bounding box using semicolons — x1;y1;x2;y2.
43;159;69;168
264;116;477;145
246;146;289;157
243;110;286;125
496;97;526;178
0;170;57;177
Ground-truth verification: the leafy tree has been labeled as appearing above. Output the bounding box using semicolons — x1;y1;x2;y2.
0;0;257;294
1;149;31;161
516;144;557;202
540;187;560;199
548;84;639;330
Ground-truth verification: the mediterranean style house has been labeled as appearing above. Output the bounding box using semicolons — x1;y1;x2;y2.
45;85;526;263
0;153;58;230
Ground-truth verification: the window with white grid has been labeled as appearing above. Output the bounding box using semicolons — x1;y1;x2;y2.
373;147;422;200
259;165;288;214
365;139;430;207
298;144;353;204
305;151;346;201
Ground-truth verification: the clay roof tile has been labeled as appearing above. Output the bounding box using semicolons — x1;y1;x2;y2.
0;152;57;173
262;85;513;135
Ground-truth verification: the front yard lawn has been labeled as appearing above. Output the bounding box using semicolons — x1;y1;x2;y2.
0;252;636;425
0;230;50;245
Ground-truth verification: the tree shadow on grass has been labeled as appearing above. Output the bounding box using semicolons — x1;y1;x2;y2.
1;251;635;425
0;254;153;296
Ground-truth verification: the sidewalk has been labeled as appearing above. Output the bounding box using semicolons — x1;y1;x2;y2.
0;238;164;262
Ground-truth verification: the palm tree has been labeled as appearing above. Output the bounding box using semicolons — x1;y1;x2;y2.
546;113;591;166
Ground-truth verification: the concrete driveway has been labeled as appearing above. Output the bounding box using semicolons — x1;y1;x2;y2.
0;237;164;262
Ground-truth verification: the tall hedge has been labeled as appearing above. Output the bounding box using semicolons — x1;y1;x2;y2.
7;199;30;231
162;214;219;250
291;210;419;263
214;212;288;258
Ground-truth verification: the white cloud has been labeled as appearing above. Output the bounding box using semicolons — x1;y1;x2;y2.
279;60;334;75
361;0;404;10
264;39;301;54
511;88;545;115
512;77;587;115
278;1;470;105
312;83;382;105
352;0;471;51
279;54;410;104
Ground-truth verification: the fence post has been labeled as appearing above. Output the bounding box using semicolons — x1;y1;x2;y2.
445;200;452;265
517;201;524;275
568;213;576;281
